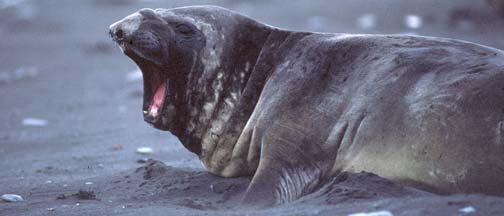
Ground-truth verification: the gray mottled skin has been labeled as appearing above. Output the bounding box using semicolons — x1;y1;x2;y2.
110;6;504;208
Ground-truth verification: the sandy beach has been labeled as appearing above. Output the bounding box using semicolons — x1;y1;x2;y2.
1;1;504;215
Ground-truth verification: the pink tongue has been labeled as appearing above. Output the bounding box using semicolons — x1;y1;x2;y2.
150;82;166;115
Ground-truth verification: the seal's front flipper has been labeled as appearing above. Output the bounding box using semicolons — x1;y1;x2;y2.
240;162;279;208
240;134;323;208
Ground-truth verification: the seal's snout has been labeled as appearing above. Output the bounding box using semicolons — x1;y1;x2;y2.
108;21;125;44
109;12;143;44
109;27;124;42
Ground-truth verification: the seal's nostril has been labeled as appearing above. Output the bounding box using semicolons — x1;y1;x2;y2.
115;28;124;39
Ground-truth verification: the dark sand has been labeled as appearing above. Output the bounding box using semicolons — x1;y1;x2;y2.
1;1;504;215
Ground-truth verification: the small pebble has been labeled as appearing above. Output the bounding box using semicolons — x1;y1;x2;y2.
47;207;55;211
136;147;153;155
1;194;24;202
126;69;142;82
85;182;93;185
22;118;48;127
357;13;376;30
349;210;393;216
459;206;476;214
0;66;39;84
404;14;423;29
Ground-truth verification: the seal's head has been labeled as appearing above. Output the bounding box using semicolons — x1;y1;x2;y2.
110;6;271;156
109;8;206;132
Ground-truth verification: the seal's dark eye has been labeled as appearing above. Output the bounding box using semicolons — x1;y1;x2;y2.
175;24;194;35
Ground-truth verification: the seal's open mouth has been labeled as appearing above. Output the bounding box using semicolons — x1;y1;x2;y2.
150;80;166;117
109;33;174;129
140;64;172;127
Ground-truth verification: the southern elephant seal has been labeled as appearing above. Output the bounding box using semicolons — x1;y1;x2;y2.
109;6;504;208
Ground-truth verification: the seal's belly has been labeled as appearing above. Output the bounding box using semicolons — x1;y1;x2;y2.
333;63;504;194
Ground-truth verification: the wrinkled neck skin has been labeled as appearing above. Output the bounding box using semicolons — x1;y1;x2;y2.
168;11;282;176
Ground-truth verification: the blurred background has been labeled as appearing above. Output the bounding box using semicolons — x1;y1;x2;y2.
0;0;503;196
